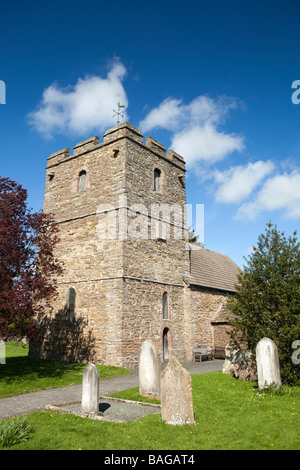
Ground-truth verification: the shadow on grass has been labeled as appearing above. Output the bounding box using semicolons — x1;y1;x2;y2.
0;312;131;396
1;307;96;386
1;355;84;384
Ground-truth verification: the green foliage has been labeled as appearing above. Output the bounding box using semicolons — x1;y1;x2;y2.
188;226;203;246
228;222;300;385
0;416;34;448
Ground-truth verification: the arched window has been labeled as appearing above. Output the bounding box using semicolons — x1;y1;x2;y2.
162;292;168;319
154;168;161;192
67;287;76;323
78;170;87;192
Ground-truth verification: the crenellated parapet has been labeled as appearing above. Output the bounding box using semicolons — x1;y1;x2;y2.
46;122;186;171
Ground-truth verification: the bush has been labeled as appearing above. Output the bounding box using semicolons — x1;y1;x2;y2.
228;222;300;386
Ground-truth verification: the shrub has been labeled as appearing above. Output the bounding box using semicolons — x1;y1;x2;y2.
228;222;300;386
0;416;34;448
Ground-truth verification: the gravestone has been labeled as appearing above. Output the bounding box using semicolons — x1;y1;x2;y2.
256;337;281;389
81;363;100;413
161;357;195;426
139;340;160;399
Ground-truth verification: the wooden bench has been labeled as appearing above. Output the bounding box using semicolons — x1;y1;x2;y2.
193;346;215;362
213;346;225;358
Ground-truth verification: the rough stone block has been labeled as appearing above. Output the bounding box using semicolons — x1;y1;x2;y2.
222;342;257;381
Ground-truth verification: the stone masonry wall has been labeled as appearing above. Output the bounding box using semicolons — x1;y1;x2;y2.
119;279;186;369
212;324;233;351
188;286;231;355
30;123;191;368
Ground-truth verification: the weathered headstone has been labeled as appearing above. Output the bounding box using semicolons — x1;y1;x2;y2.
256;337;281;389
161;357;195;425
81;363;100;413
139;340;160;399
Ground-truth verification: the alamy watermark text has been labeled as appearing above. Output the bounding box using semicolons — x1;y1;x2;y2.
0;80;5;104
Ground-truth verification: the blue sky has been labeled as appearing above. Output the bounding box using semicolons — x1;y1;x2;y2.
1;0;299;268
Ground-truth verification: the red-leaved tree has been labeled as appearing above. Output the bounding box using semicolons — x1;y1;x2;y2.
0;177;63;340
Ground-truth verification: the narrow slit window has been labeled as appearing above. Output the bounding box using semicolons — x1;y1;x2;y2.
179;175;185;188
154;169;161;192
162;292;168;319
78;170;87;192
67;287;76;323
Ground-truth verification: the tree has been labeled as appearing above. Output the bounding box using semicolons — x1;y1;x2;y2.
228;222;300;385
188;226;204;246
0;177;63;341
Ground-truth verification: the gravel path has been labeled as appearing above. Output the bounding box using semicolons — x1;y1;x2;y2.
48;397;161;423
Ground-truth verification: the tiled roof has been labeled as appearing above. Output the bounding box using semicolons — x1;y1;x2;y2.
188;245;241;292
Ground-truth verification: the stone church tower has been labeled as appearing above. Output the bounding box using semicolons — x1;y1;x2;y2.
30;122;193;368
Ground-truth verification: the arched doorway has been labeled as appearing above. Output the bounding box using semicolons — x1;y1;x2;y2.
163;327;169;362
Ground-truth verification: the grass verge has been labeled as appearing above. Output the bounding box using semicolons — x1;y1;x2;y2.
0;342;131;398
1;372;298;450
0;342;299;450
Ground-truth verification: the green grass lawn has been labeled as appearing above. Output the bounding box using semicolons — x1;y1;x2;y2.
0;342;299;450
3;373;299;450
0;342;131;397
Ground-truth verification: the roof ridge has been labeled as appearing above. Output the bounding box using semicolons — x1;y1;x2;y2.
191;246;239;264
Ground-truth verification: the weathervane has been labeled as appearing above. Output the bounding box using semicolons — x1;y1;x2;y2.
113;101;126;125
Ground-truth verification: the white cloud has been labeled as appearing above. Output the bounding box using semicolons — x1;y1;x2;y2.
139;98;183;132
139;95;244;166
235;171;300;220
27;61;128;139
214;160;275;204
171;124;244;165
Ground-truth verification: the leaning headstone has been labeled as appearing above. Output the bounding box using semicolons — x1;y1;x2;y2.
81;363;100;413
161;357;195;426
139;340;160;399
256;337;281;389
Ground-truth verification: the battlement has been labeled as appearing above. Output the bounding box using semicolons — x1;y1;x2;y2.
46;122;185;169
167;149;185;169
103;121;144;144
145;136;165;157
73;135;99;155
47;147;70;166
